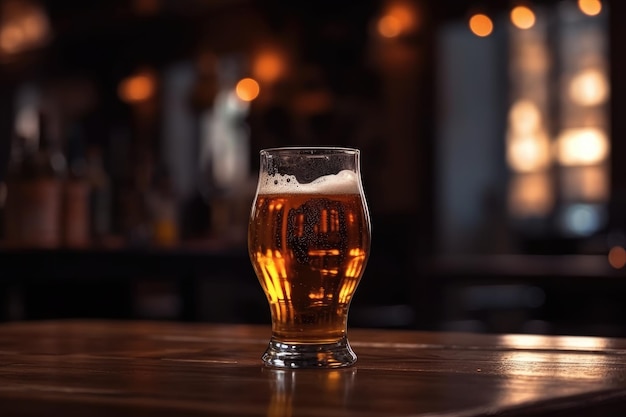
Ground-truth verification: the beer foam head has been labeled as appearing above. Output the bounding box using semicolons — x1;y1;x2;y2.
258;170;360;194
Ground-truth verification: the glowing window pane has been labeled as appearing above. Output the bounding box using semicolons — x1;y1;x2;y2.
509;100;542;135
556;127;609;166
507;131;551;173
511;6;536;30
569;68;609;106
561;165;609;202
508;173;553;218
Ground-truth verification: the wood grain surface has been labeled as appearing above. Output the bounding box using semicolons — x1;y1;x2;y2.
1;320;626;416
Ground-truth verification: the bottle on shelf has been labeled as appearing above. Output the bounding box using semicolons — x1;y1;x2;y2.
4;110;66;248
146;165;179;247
62;122;91;248
85;144;112;246
3;131;28;245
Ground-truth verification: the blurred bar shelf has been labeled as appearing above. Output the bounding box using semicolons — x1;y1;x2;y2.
0;243;260;323
0;243;251;281
425;254;622;281
417;254;626;338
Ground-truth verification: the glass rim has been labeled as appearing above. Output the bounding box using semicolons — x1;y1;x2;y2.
260;146;360;155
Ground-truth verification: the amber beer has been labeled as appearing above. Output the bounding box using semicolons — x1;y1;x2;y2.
249;171;371;345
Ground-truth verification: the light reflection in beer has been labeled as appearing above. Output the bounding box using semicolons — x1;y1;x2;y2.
308;287;326;300
255;249;295;326
255;249;289;302
338;248;366;304
321;209;328;233
297;213;304;236
313;209;341;234
251;192;370;342
339;278;358;304
330;209;339;232
345;248;366;278
308;249;340;256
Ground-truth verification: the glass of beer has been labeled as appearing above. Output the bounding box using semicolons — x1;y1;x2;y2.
248;147;371;368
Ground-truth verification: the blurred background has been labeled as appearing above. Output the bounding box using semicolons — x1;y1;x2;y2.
0;0;623;337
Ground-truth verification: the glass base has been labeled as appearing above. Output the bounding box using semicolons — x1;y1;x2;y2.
262;336;357;369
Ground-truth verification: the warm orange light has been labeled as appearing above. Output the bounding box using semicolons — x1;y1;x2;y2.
0;2;51;55
509;100;542;135
608;246;626;269
508;173;553;218
562;165;609;202
507;132;551;173
0;24;24;53
118;72;156;103
507;100;551;173
21;12;48;42
388;3;416;30
556;127;609;166
377;1;418;38
252;50;285;83
378;15;402;38
469;14;493;37
235;78;260;102
569;68;609;106
578;0;602;16
511;6;536;30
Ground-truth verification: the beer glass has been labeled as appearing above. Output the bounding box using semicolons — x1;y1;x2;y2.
249;147;371;368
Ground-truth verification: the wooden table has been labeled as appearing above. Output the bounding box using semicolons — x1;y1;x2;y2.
1;320;626;416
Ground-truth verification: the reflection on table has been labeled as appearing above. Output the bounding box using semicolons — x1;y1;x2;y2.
1;320;626;416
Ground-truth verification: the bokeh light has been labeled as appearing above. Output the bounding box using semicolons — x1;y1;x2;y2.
469;14;493;37
507;100;551;173
511;6;536;30
608;246;626;269
378;15;402;38
556;127;609;166
578;0;602;16
509;100;542;135
118;71;157;103
235;78;260;102
569;68;609;106
508;173;553;218
377;1;418;38
252;49;286;84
